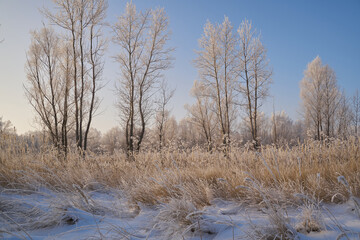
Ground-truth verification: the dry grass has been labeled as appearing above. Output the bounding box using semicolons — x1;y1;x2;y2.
295;200;325;234
1;135;360;208
1;134;360;238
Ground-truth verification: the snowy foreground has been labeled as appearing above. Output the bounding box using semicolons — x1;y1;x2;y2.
1;187;360;240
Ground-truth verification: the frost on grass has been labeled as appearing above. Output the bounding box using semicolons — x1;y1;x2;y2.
152;197;219;239
337;175;360;218
1;139;360;239
0;194;78;232
295;202;325;234
243;177;299;240
153;198;201;239
293;193;325;234
246;206;299;240
0;184;140;239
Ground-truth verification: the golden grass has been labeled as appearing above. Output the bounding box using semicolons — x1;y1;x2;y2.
0;134;359;208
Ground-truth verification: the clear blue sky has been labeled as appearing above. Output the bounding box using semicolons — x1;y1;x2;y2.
0;0;359;134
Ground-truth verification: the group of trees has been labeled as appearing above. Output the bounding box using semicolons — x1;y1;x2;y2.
300;56;359;140
190;18;272;150
17;1;359;156
0;117;14;135
24;1;175;156
24;0;107;155
113;2;174;156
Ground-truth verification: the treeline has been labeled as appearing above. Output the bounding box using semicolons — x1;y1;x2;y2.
1;0;359;156
1;96;359;155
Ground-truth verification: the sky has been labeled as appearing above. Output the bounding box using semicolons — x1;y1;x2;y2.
0;0;359;134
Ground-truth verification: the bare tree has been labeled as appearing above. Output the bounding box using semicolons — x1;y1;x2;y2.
113;2;173;156
86;127;102;153
194;17;237;151
58;42;73;154
163;116;178;144
271;111;294;145
301;57;324;140
25;27;71;152
83;1;107;151
102;127;123;154
155;80;175;150
0;117;16;152
322;65;339;137
352;89;360;136
300;56;339;140
185;80;216;151
237;20;272;149
337;92;352;138
43;0;107;151
177;117;201;148
0;117;13;135
272;98;277;145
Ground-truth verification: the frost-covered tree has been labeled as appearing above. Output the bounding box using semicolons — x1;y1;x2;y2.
112;2;173;156
86;128;102;153
237;20;272;149
301;57;324;140
300;56;340;140
322;65;339;137
352;89;360;136
336;92;352;138
163;116;178;145
185;81;216;151
240;111;271;146
43;0;107;151
25;27;72;152
271;111;295;145
101;127;124;154
176;118;203;148
155;80;175;150
194;17;237;150
0;117;13;135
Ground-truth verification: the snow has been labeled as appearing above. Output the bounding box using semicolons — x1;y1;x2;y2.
1;188;360;239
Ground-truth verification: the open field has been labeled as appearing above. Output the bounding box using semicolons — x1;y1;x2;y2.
1;136;360;239
1;0;360;239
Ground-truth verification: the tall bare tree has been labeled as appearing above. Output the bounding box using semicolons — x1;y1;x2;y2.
237;20;272;149
321;65;339;137
25;27;71;152
337;92;352;138
272;98;277;145
155;80;175;150
58;43;73;154
301;57;324;140
194;17;237;150
113;2;173;156
352;89;360;136
300;56;339;140
43;0;107;151
185;81;216;151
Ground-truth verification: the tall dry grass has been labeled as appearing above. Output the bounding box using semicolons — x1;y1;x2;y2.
1;133;359;208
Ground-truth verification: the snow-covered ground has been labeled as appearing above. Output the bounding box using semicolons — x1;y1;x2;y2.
1;187;360;240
